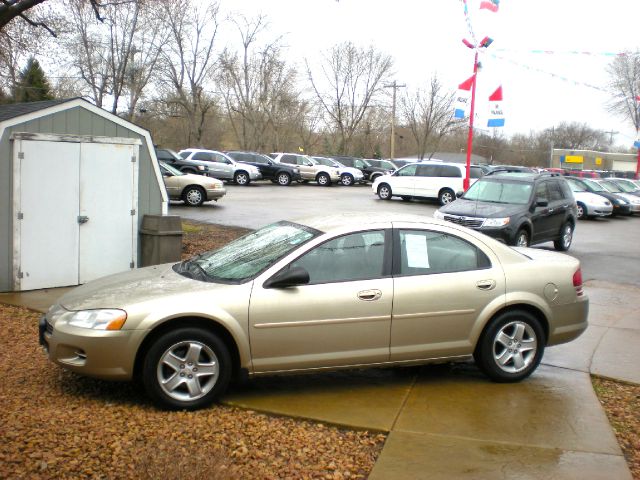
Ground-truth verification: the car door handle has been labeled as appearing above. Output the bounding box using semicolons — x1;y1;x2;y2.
476;280;496;291
357;289;382;301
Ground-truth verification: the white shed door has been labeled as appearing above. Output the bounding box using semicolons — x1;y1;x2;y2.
16;139;138;290
18;141;81;290
79;143;138;284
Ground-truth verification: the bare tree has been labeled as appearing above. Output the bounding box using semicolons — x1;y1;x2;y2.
607;52;640;132
218;15;299;151
306;42;393;155
400;75;460;160
156;0;220;146
544;122;610;151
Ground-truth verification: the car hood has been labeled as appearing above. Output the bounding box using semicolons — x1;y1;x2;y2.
572;191;609;205
58;263;222;311
439;198;525;218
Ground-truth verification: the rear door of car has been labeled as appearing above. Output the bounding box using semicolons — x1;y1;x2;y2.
249;228;393;371
531;180;565;242
389;223;505;360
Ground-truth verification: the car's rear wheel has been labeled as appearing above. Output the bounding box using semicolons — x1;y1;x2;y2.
576;202;587;219
142;327;232;410
514;229;529;247
277;172;291;186
554;222;574;251
474;310;545;382
234;171;250;185
316;172;331;186
438;188;455;206
182;186;205;207
377;183;392;200
341;174;354;186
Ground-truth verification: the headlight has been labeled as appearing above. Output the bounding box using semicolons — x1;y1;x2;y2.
67;309;127;330
616;198;628;205
433;210;445;220
482;217;510;227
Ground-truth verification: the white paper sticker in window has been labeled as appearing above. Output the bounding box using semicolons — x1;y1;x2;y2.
405;234;430;268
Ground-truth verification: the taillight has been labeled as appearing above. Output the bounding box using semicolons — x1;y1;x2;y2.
573;268;583;296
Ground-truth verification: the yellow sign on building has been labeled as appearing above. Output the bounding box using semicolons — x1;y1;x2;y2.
595;157;602;166
564;155;584;164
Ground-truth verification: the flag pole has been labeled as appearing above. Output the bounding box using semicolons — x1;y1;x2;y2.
464;50;479;191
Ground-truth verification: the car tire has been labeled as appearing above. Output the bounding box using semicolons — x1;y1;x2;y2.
554;222;574;251
142;327;232;410
182;186;205;207
438;188;455;206
316;172;331;186
473;310;545;383
234;171;250;185
377;183;392;200
514;228;529;247
341;174;354;186
576;202;587;220
277;172;291;186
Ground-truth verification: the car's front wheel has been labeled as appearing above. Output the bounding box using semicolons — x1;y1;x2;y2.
474;310;545;382
377;183;392;200
234;171;250;185
316;172;331;186
341;174;354;186
276;172;291;186
142;327;232;410
182;186;205;207
514;228;529;247
576;202;587;219
554;222;574;251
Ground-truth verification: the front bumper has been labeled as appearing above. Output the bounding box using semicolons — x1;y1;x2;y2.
205;187;227;201
40;315;144;380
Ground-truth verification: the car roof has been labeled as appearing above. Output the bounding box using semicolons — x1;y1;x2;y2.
292;212;452;232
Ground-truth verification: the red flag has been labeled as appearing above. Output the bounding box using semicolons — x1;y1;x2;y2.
458;76;475;91
480;0;499;12
635;95;640;102
489;86;503;102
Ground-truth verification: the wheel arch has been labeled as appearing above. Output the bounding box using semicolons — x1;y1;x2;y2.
133;316;245;382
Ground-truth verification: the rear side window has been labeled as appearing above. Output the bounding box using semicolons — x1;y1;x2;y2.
558;180;573;198
397;230;490;276
470;166;483;178
547;181;564;201
193;152;214;161
438;165;462;178
416;165;440;177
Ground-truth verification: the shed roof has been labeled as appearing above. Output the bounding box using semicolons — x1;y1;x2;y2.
0;98;77;122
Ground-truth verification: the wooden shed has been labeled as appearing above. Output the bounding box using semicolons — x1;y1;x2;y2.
0;98;168;292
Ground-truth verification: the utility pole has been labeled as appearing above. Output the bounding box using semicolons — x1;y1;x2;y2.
604;129;619;145
384;80;405;160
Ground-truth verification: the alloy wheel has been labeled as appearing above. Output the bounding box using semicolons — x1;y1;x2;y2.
492;321;538;374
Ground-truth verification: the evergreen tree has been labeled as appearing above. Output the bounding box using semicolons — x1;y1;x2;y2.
14;57;54;103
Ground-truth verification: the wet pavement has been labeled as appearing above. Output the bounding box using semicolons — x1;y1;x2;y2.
4;280;636;479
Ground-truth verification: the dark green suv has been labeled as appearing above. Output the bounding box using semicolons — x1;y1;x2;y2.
435;172;578;250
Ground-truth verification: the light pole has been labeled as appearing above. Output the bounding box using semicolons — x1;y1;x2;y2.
384;80;406;160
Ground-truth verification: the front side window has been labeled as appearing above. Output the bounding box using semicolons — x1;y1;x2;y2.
535;182;549;203
548;181;564;201
174;222;320;283
397;230;490;276
281;154;296;164
396;164;418;176
289;231;386;285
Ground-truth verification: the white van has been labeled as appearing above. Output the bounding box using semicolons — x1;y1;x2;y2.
371;161;483;205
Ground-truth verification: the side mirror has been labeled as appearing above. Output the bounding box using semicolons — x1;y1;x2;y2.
456;191;464;198
263;266;310;289
536;199;549;207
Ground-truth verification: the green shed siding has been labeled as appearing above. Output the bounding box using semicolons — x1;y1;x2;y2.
0;104;164;291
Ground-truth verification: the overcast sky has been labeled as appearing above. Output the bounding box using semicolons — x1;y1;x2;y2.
221;0;640;147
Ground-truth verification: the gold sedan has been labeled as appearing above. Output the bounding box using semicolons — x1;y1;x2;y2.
160;161;226;206
40;214;588;410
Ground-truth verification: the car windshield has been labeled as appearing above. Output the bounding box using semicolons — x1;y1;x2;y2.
160;161;184;176
314;157;336;167
463;179;533;204
583;179;605;192
614;180;637;192
174;221;321;283
179;151;190;159
567;180;586;192
378;160;396;170
599;181;622;193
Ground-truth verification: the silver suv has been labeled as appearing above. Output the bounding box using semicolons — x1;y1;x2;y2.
178;149;262;185
270;152;340;186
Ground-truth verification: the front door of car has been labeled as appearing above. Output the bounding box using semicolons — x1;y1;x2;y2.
413;164;440;198
212;153;234;180
249;230;393;372
295;155;317;179
389;225;505;360
391;164;418;195
531;181;557;242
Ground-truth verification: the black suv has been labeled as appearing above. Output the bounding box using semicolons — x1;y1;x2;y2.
435;172;577;250
226;151;301;186
155;148;211;176
332;156;393;182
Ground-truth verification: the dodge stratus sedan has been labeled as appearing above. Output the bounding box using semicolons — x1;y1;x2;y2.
40;214;588;410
